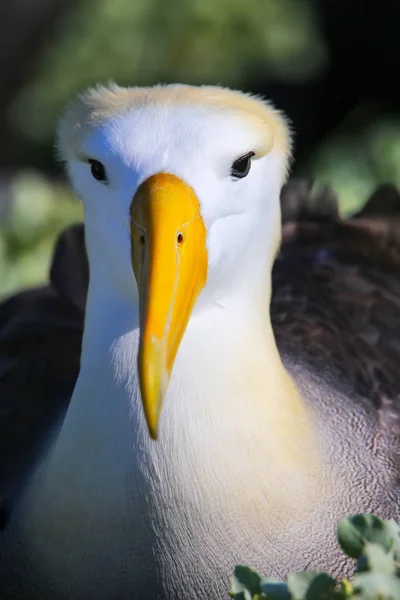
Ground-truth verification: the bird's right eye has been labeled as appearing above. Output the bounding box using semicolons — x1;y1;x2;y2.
231;152;255;179
88;159;107;182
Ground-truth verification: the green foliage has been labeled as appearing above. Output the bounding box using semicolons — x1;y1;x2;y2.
0;171;82;296
230;515;400;600
337;515;400;561
305;118;400;217
11;0;325;144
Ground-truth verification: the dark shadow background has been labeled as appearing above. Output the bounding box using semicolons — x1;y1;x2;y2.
0;0;399;296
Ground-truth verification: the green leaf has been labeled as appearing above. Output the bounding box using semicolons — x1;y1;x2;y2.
357;543;396;576
287;572;336;600
338;514;394;559
385;520;400;561
339;579;353;597
353;572;400;599
261;578;291;600
231;566;263;600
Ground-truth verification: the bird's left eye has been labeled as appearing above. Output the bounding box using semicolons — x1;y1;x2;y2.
88;159;107;182
231;152;255;179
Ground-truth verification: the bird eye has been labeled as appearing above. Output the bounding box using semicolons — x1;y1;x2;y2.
231;152;255;179
88;159;107;182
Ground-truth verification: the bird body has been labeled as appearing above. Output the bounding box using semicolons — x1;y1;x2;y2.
0;84;399;599
3;303;388;599
3;310;396;599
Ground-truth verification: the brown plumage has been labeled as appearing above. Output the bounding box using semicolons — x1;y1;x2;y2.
276;183;400;491
0;225;87;517
276;181;400;411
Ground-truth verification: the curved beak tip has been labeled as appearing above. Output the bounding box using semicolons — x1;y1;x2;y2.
145;405;160;440
149;427;158;441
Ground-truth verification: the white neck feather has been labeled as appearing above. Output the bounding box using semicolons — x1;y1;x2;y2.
53;268;321;513
17;253;327;596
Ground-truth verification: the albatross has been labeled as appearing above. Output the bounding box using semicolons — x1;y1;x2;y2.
0;84;400;599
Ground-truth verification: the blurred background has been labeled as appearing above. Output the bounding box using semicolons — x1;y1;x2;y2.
0;0;399;297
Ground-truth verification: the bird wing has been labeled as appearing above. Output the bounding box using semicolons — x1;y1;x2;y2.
0;224;86;522
273;182;400;453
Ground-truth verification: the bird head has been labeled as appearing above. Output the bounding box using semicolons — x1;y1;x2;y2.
57;83;292;439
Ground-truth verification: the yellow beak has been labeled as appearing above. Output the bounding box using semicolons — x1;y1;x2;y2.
131;173;208;439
